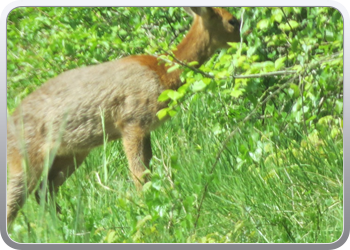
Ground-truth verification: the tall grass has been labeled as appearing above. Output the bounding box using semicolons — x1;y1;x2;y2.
8;90;343;243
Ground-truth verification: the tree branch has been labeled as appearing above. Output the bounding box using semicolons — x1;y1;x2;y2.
158;50;298;80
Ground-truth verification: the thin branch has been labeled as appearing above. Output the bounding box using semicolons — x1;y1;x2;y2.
158;50;297;80
300;75;308;134
235;70;297;79
157;50;214;79
280;8;294;33
159;49;341;83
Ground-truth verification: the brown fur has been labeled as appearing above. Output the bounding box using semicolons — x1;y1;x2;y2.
7;7;240;228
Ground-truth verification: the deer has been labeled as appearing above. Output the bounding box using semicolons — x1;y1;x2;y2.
7;7;241;229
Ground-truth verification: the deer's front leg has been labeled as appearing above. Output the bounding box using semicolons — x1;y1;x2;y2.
122;124;152;191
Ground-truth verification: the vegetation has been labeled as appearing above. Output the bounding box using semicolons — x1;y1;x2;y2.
7;7;343;243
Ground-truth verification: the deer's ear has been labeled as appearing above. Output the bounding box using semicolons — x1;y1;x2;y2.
184;7;214;17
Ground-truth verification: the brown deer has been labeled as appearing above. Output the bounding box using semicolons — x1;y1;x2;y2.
7;7;241;228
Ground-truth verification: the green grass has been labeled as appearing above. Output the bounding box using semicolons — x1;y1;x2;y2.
8;90;343;243
6;6;343;244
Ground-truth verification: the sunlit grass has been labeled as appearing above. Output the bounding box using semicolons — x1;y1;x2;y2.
8;91;343;243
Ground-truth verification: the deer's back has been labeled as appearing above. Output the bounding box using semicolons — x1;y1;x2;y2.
8;57;167;154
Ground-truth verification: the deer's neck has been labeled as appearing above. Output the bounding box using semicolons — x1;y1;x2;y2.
174;17;215;67
163;17;217;89
128;17;218;90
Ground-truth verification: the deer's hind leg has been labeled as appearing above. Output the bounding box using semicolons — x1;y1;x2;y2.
7;148;45;229
35;152;89;213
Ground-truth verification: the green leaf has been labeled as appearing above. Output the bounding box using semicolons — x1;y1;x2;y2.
247;46;257;58
188;61;199;67
263;61;275;72
289;83;300;98
168;109;177;117
169;7;175;16
291;38;299;52
158;90;171;102
257;19;270;30
118;29;127;36
272;10;283;23
230;89;244;98
191;80;207;92
178;82;190;94
167;90;183;101
279;20;299;31
275;57;286;70
106;230;116;243
142;182;152;193
156;108;168;120
306;115;317;123
167;64;180;73
289;20;299;29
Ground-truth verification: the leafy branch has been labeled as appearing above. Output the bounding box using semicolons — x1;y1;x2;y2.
158;50;298;80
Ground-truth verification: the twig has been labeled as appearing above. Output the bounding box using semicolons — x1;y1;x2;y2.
158;50;214;79
300;75;307;134
280;8;294;33
94;171;114;191
235;70;297;79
